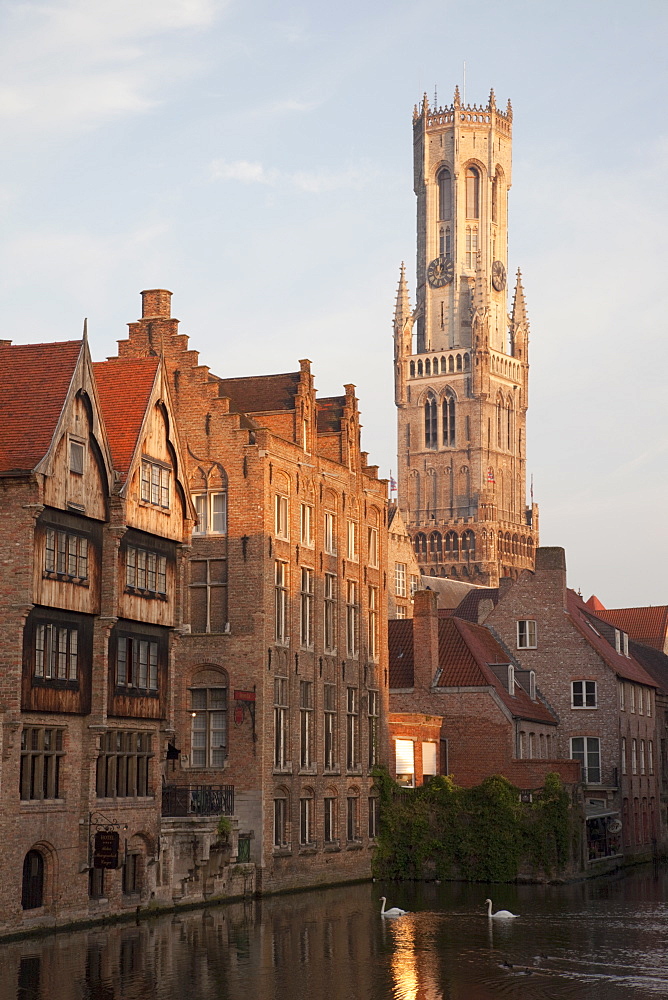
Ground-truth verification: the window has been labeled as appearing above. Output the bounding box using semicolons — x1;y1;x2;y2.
324;683;337;771
300;504;313;546
70;439;85;474
395;605;407;619
368;586;379;660
422;742;437;782
395;739;415;787
347;519;358;561
274;793;289;848
35;623;78;682
368;690;379;768
442;391;455;447
638;685;644;715
96;731;153;797
89;867;105;900
123;851;141;896
346;794;359;842
299;792;314;846
324;573;337;652
632;738;638;774
368;796;380;838
630;685;635;713
346;580;359;657
640;740;646;775
649;740;654;775
190;558;227;633
116;636;158;692
20;727;64;800
619;681;625;711
274;677;289;770
465;165;480;218
437;167;451;221
275;561;288;644
140;459;170;509
274;492;289;539
125;546;167;596
193;493;226;534
190;687;227;767
300;568;314;648
367;527;379;569
465;225;478;269
22;851;44;910
517;620;537;649
324;511;337;555
646;689;652;717
621;737;627;775
395;563;407;598
300;681;313;769
410;575;420;596
44;528;88;580
346;687;359;770
425;394;437;449
324;796;337;843
572;680;597;709
571;736;601;784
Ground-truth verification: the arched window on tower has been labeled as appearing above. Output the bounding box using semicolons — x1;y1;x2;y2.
424;393;437;449
429;532;442;559
417;360;423;376
410;360;415;377
466;166;480;219
425;358;431;376
438;168;452;221
496;395;503;448
507;398;514;451
491;172;498;224
442;389;455;447
461;530;475;559
414;533;427;558
444;530;459;558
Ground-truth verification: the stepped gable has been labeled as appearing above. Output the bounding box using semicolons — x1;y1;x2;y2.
594;606;668;653
93;357;160;481
0;339;82;473
215;371;301;415
569;590;658;687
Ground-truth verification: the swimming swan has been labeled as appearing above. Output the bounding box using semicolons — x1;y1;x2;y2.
486;898;519;919
380;896;407;917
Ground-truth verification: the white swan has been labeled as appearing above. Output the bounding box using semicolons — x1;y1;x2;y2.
380;896;407;917
486;898;519;919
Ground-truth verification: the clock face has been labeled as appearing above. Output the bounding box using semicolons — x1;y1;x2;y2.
492;260;506;292
427;255;454;288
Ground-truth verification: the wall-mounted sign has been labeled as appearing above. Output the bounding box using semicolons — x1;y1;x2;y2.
93;830;120;869
234;690;256;702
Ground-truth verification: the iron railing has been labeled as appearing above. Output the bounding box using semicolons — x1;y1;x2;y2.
162;784;234;817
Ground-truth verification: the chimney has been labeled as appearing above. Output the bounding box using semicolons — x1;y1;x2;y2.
534;546;567;608
412;589;439;690
141;289;172;319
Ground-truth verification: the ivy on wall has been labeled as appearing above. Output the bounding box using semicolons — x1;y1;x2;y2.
372;769;574;883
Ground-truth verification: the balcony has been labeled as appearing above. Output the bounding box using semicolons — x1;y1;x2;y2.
162;784;234;817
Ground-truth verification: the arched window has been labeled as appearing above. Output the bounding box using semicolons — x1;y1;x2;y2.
461;530;475;559
444;531;458;557
527;537;534;559
504;532;511;555
496;395;503;448
22;850;44;910
274;786;290;848
409;360;415;377
190;667;229;768
429;532;442;558
512;534;519;555
414;533;427;557
437;168;452;221
439;226;451;258
448;356;454;373
507;399;513;451
456;354;462;372
417;360;423;376
464;353;470;371
491;172;498;223
466;166;480;219
424;393;437;449
425;358;431;376
442;390;455;447
440;356;446;374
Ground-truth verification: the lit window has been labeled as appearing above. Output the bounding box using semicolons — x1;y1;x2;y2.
368;690;379;768
190;687;227;767
193;493;226;534
275;494;289;539
395;562;407;598
395;739;415;787
347;520;358;561
572;680;597;709
571;736;601;784
368;586;379;660
274;677;289;770
140;460;170;509
517;620;537;649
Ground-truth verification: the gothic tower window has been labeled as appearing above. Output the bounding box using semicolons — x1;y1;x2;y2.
507;399;514;451
414;533;427;557
410;360;415;377
424;394;437;449
444;530;458;558
448;356;455;373
461;530;475;559
491;172;498;223
417;360;423;376
425;359;431;376
465;166;480;219
442;390;455;447
465;226;478;268
429;532;442;559
437;168;452;221
440;356;446;374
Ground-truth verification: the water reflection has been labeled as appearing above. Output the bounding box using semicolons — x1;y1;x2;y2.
4;866;668;1000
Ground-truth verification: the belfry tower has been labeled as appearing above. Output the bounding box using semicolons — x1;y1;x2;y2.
394;89;538;586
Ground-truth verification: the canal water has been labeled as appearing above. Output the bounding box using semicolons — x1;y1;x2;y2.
7;865;668;1000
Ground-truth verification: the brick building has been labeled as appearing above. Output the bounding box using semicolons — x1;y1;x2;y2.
387;590;577;790
113;290;389;895
482;548;661;865
0;337;192;933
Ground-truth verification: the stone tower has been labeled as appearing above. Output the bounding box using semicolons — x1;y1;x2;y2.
394;89;538;586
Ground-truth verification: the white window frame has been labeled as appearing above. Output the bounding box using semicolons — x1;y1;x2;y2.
193;492;227;535
299;503;314;547
190;687;228;768
367;526;378;569
347;519;358;562
517;619;537;649
571;736;601;784
571;680;597;709
324;511;337;555
395;738;415;788
275;493;289;540
395;562;407;598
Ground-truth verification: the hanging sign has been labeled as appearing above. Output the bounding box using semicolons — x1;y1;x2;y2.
93;830;120;869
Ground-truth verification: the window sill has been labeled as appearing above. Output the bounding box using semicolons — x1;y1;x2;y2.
20;799;66;808
43;571;89;587
324;767;341;776
273;846;292;857
273;766;293;776
572;705;598;710
124;587;168;602
346;768;363;777
298;844;317;855
298;766;317;776
346;841;363;851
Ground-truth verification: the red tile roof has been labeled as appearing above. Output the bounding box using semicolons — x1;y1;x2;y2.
0;340;82;474
93;358;159;478
585;595;606;612
452;587;499;622
216;372;301;414
389;616;556;724
594;606;668;652
567;590;658;687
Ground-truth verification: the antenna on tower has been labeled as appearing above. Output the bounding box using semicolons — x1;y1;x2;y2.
434;84;438;110
462;61;466;104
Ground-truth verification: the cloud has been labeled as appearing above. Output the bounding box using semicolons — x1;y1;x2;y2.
209;160;276;184
209;158;379;193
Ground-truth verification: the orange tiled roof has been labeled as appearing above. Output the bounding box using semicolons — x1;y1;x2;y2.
93;358;159;478
452;587;499;622
585;594;606;612
568;590;658;687
216;372;301;414
594;606;668;652
0;339;82;474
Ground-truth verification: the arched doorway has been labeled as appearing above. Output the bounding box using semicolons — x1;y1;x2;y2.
22;850;44;910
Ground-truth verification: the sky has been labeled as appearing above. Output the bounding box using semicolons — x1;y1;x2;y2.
0;0;666;608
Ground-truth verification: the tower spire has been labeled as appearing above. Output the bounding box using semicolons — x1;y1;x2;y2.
511;268;529;331
393;262;412;334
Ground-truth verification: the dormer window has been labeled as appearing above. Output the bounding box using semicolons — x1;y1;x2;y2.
69;439;85;475
140;459;170;509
